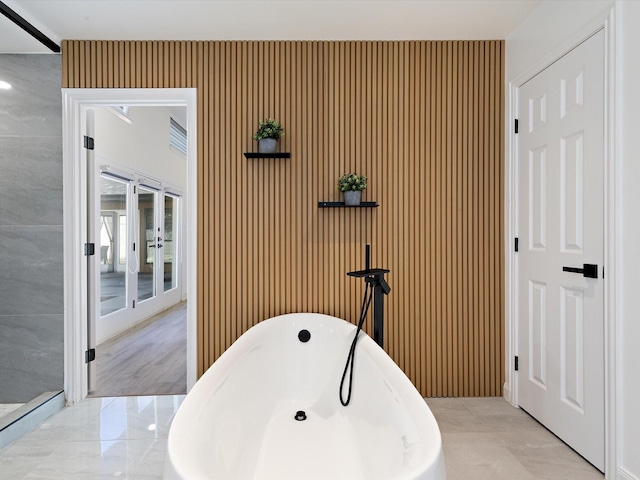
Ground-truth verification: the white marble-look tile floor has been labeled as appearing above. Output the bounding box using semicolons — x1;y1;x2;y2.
0;395;184;479
0;395;604;479
425;397;604;480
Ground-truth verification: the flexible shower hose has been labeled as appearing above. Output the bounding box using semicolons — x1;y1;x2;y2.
339;282;374;406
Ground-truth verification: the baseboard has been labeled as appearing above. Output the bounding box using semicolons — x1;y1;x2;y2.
503;382;515;406
0;391;64;450
618;467;639;480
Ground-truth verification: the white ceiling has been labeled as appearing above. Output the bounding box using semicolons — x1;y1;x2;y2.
0;0;541;54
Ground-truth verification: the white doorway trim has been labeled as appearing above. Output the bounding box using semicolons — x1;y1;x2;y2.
62;88;198;405
504;7;619;479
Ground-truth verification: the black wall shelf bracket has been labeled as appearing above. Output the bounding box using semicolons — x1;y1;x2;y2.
243;152;291;159
318;201;378;208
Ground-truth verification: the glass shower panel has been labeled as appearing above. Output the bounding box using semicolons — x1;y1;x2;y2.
138;186;157;302
100;175;128;317
164;194;178;292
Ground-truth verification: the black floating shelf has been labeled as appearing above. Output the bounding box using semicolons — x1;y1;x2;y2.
243;152;291;159
318;201;378;208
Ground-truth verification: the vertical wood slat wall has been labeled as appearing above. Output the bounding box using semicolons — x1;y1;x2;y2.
63;40;504;397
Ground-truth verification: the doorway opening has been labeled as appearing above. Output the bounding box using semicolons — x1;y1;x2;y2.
62;88;198;404
89;140;186;396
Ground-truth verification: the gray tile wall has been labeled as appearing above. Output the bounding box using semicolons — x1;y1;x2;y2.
0;55;63;403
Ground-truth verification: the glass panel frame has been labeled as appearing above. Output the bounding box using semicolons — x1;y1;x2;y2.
137;186;159;303
163;193;179;292
99;174;130;317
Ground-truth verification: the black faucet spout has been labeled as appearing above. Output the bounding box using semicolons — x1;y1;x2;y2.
346;244;391;349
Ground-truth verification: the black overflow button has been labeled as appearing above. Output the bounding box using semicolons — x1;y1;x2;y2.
298;329;311;343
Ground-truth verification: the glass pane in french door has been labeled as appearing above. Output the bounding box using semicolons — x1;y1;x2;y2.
138;186;157;302
164;194;178;292
100;175;128;317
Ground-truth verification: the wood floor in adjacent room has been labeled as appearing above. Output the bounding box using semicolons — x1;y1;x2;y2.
89;301;187;397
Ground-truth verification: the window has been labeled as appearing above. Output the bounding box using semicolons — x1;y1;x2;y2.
170;117;187;155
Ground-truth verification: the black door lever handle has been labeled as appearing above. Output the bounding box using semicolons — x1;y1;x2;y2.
562;263;598;278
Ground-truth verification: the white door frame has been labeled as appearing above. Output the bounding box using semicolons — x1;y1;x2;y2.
62;88;198;404
504;7;619;479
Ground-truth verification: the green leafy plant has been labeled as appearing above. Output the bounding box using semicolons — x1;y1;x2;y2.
337;173;367;192
252;118;284;141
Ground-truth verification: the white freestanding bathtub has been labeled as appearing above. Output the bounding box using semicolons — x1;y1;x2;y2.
164;313;446;479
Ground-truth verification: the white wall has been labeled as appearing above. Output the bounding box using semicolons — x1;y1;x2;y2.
94;106;186;188
616;2;640;478
506;0;612;81
507;1;640;479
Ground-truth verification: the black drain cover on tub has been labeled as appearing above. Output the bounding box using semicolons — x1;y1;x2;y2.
298;329;311;343
294;410;307;421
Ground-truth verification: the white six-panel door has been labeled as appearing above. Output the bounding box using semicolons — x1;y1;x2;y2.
517;30;604;470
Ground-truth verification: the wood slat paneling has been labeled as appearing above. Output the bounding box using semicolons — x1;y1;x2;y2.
63;40;504;397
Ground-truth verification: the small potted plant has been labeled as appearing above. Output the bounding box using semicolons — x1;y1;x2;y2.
337;173;367;206
253;118;284;153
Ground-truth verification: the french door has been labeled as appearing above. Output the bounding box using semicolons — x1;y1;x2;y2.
92;164;182;346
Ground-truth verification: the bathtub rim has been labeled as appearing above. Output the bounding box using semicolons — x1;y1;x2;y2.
165;312;445;480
